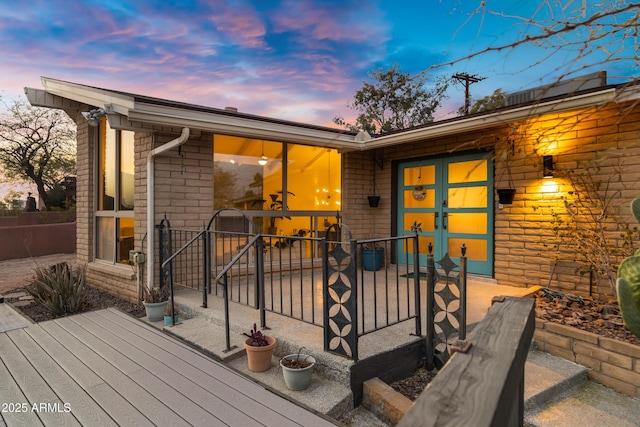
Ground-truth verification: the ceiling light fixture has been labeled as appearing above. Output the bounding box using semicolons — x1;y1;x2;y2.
258;140;268;165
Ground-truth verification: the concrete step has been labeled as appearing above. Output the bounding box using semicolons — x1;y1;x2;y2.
524;350;588;411
524;349;640;427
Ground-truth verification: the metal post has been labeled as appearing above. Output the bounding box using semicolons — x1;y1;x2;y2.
257;235;266;328
412;234;421;336
222;272;231;352
426;243;435;371
202;231;209;308
459;244;467;340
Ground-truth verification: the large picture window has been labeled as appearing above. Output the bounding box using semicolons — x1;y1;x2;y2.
96;120;134;264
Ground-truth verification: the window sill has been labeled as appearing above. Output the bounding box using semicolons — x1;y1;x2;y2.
88;261;137;281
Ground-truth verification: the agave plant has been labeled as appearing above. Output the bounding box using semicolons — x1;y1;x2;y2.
26;262;86;315
617;198;640;338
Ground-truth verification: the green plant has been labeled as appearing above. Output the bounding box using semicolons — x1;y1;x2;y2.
143;286;169;303
26;263;86;315
617;198;640;338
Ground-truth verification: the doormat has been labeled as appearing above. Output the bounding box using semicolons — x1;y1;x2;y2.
400;272;428;278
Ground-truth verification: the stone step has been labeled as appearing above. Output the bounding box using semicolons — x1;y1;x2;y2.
524;350;588;411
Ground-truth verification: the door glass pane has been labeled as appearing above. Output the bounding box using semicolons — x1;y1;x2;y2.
448;213;487;234
403;234;434;255
119;131;135;210
287;145;341;211
448;159;487;183
117;218;135;264
96;217;114;261
99;120;116;210
448;237;487;261
404;189;435;208
404;165;435;185
448;186;487;208
404;212;435;232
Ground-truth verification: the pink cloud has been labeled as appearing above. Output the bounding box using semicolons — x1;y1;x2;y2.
208;4;267;49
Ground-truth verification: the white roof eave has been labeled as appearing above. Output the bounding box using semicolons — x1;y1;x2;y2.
128;103;363;150
41;77;134;116
362;88;618;150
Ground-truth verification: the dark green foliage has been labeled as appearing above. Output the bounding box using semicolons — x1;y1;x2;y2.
26;262;86;315
617;198;640;338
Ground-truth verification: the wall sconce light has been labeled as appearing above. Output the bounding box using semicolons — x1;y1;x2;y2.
81;108;107;127
543;155;554;178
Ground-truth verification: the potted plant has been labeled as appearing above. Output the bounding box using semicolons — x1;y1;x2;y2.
496;136;516;204
243;323;277;372
143;286;169;322
362;242;384;271
164;303;179;326
280;347;316;390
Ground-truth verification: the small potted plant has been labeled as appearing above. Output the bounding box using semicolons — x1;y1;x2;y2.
143;286;169;322
280;347;316;390
243;323;276;372
164;303;179;326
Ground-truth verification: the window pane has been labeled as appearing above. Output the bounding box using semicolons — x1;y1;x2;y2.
119;131;135;210
117;217;135;264
448;186;488;208
448;159;487;184
404;165;435;186
213;135;282;211
96;217;114;261
287;145;341;211
99;120;116;210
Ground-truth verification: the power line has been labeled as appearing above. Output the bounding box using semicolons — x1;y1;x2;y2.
453;73;485;115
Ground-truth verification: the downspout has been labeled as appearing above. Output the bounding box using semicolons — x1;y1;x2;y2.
146;127;190;293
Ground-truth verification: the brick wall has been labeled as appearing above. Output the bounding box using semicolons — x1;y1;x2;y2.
535;319;640;398
343;101;640;298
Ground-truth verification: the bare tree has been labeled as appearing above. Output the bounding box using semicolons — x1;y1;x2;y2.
0;99;76;210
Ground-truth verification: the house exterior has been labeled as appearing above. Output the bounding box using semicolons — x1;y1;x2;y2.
25;75;640;303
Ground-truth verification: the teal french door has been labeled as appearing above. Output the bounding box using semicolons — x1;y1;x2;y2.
397;153;493;275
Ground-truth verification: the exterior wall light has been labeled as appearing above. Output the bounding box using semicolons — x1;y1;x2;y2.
81;108;106;127
543;155;554;178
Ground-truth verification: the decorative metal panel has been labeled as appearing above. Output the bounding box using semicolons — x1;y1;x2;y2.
323;225;358;359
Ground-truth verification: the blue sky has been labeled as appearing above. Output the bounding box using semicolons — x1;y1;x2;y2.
0;0;638;126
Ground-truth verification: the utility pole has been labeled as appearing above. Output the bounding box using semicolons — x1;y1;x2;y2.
453;73;485;115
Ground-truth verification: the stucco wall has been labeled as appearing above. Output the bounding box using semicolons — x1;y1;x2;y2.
0;222;76;261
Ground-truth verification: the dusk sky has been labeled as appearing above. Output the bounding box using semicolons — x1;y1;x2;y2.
1;0;638;127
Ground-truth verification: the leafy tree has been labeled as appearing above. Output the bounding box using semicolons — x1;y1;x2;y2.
458;88;507;116
334;65;449;134
0;99;76;210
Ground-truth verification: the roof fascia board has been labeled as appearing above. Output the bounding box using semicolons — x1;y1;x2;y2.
24;88;83;111
128;103;362;150
41;78;134;115
363;89;617;150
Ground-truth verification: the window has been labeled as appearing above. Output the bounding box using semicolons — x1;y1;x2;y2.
96;119;135;264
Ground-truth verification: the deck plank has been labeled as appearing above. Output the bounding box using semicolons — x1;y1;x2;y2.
0;333;79;427
4;328;116;427
68;312;264;427
100;308;337;427
0;349;43;427
38;320;161;426
78;311;296;427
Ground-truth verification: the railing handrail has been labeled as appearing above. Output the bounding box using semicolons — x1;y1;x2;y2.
161;230;206;272
214;233;263;284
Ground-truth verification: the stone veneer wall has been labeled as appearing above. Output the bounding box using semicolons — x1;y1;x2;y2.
535;319;640;398
342;100;640;299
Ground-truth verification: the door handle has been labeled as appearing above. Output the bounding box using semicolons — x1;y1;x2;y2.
443;212;448;230
434;212;439;229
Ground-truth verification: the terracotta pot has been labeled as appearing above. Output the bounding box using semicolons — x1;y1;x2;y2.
244;336;276;372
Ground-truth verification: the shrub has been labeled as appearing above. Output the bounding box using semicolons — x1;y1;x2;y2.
143;286;169;303
26;262;86;315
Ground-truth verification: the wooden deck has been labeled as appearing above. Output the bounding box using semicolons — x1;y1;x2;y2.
0;308;336;427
